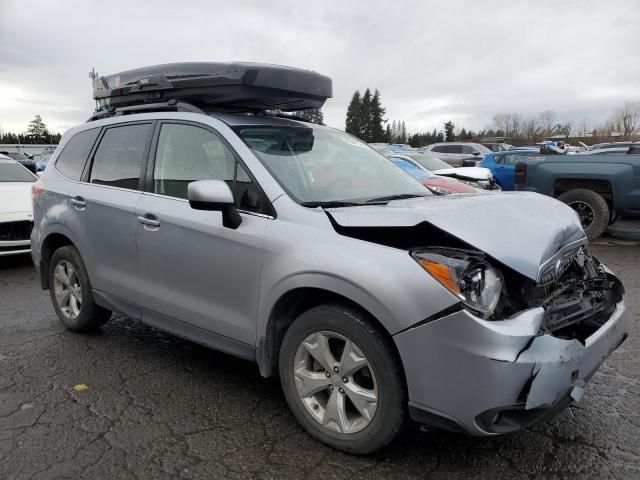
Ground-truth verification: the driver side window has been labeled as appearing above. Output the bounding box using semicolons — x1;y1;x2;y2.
153;123;269;214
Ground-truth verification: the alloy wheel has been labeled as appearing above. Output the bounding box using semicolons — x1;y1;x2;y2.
293;331;378;434
568;201;595;229
52;260;82;319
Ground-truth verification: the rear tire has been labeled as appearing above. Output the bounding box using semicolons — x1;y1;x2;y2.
557;189;609;240
49;246;112;332
279;304;405;454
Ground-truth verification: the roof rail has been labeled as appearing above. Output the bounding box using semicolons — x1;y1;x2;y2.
87;99;206;122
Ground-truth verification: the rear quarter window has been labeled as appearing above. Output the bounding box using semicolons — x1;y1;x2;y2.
55;128;100;181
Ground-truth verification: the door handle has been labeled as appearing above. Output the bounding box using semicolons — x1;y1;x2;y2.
137;215;160;228
70;197;86;209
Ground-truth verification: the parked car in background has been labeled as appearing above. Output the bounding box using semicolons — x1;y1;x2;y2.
0;151;37;174
387;155;477;194
36;153;53;172
575;144;640;155
515;149;640;239
420;142;491;167
0;155;36;256
479;149;537;191
481;142;511;152
590;142;638;151
370;145;498;190
406;154;499;190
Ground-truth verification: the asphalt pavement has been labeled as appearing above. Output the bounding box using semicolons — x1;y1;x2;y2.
1;241;639;480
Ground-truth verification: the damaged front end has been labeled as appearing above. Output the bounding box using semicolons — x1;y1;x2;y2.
394;246;628;436
497;247;624;342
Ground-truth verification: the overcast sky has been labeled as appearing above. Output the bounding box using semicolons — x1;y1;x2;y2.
1;0;639;136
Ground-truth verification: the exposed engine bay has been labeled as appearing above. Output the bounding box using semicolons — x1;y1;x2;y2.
501;248;623;342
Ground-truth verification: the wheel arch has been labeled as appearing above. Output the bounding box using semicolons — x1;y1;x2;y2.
39;231;78;290
553;178;613;201
257;286;403;379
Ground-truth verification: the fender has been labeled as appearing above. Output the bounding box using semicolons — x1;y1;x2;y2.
258;271;397;340
36;223;87;289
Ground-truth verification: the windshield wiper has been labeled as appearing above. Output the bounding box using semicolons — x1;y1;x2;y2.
365;193;427;204
300;201;365;208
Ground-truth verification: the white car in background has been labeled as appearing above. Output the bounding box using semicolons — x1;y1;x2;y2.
0;154;37;256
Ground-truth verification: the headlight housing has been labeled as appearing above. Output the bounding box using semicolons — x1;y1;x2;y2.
411;247;503;318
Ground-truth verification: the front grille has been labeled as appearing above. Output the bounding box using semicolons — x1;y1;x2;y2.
0;221;34;242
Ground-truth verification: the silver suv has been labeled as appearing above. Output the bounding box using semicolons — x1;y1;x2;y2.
421;142;492;167
32;110;628;453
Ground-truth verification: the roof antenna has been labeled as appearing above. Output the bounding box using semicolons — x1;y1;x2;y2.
88;67;99;81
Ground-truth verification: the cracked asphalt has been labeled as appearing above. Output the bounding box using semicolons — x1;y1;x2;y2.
1;242;639;480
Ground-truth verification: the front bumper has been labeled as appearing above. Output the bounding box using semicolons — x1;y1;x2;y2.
394;300;628;435
0;239;31;257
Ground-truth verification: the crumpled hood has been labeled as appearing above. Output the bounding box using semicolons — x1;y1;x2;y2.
433;166;492;181
327;192;586;281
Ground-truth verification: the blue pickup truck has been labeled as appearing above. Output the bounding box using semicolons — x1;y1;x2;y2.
514;149;640;239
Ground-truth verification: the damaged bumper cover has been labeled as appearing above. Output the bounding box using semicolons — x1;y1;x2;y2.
394;299;628;435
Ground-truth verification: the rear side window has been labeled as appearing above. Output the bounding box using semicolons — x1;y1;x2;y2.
55;128;100;181
89;124;152;190
461;145;477;154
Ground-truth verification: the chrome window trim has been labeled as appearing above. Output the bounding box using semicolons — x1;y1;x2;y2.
140;191;275;219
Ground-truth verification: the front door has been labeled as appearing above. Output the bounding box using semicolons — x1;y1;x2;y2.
135;122;271;346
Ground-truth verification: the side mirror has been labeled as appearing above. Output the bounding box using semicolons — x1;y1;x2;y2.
187;180;242;229
472;151;481;156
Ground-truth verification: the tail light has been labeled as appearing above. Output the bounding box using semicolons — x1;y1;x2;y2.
31;179;45;203
514;163;527;184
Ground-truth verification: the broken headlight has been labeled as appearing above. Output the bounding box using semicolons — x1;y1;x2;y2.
411;248;503;318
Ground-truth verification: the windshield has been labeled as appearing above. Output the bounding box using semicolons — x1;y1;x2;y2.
235;125;429;204
412;155;450;171
0;161;36;182
389;157;436;180
474;144;492;154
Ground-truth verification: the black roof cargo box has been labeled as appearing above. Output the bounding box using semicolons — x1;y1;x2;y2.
92;62;332;112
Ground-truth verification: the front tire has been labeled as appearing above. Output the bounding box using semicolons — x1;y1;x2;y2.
49;246;112;332
557;189;610;240
279;304;405;454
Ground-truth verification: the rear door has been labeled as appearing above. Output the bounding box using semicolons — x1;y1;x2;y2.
67;122;154;304
135;121;271;346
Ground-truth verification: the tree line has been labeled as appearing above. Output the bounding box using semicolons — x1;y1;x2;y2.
0;115;62;145
341;88;639;147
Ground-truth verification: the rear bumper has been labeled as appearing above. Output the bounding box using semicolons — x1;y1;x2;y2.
395;300;628;435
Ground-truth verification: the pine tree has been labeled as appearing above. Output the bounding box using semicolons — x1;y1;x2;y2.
400;121;407;143
384;124;392;143
436;131;445;142
369;90;386;142
360;88;372;141
27;115;50;143
444;121;455;142
391;120;397;142
345;91;362;138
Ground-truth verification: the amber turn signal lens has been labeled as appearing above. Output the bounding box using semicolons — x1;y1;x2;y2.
418;259;461;295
